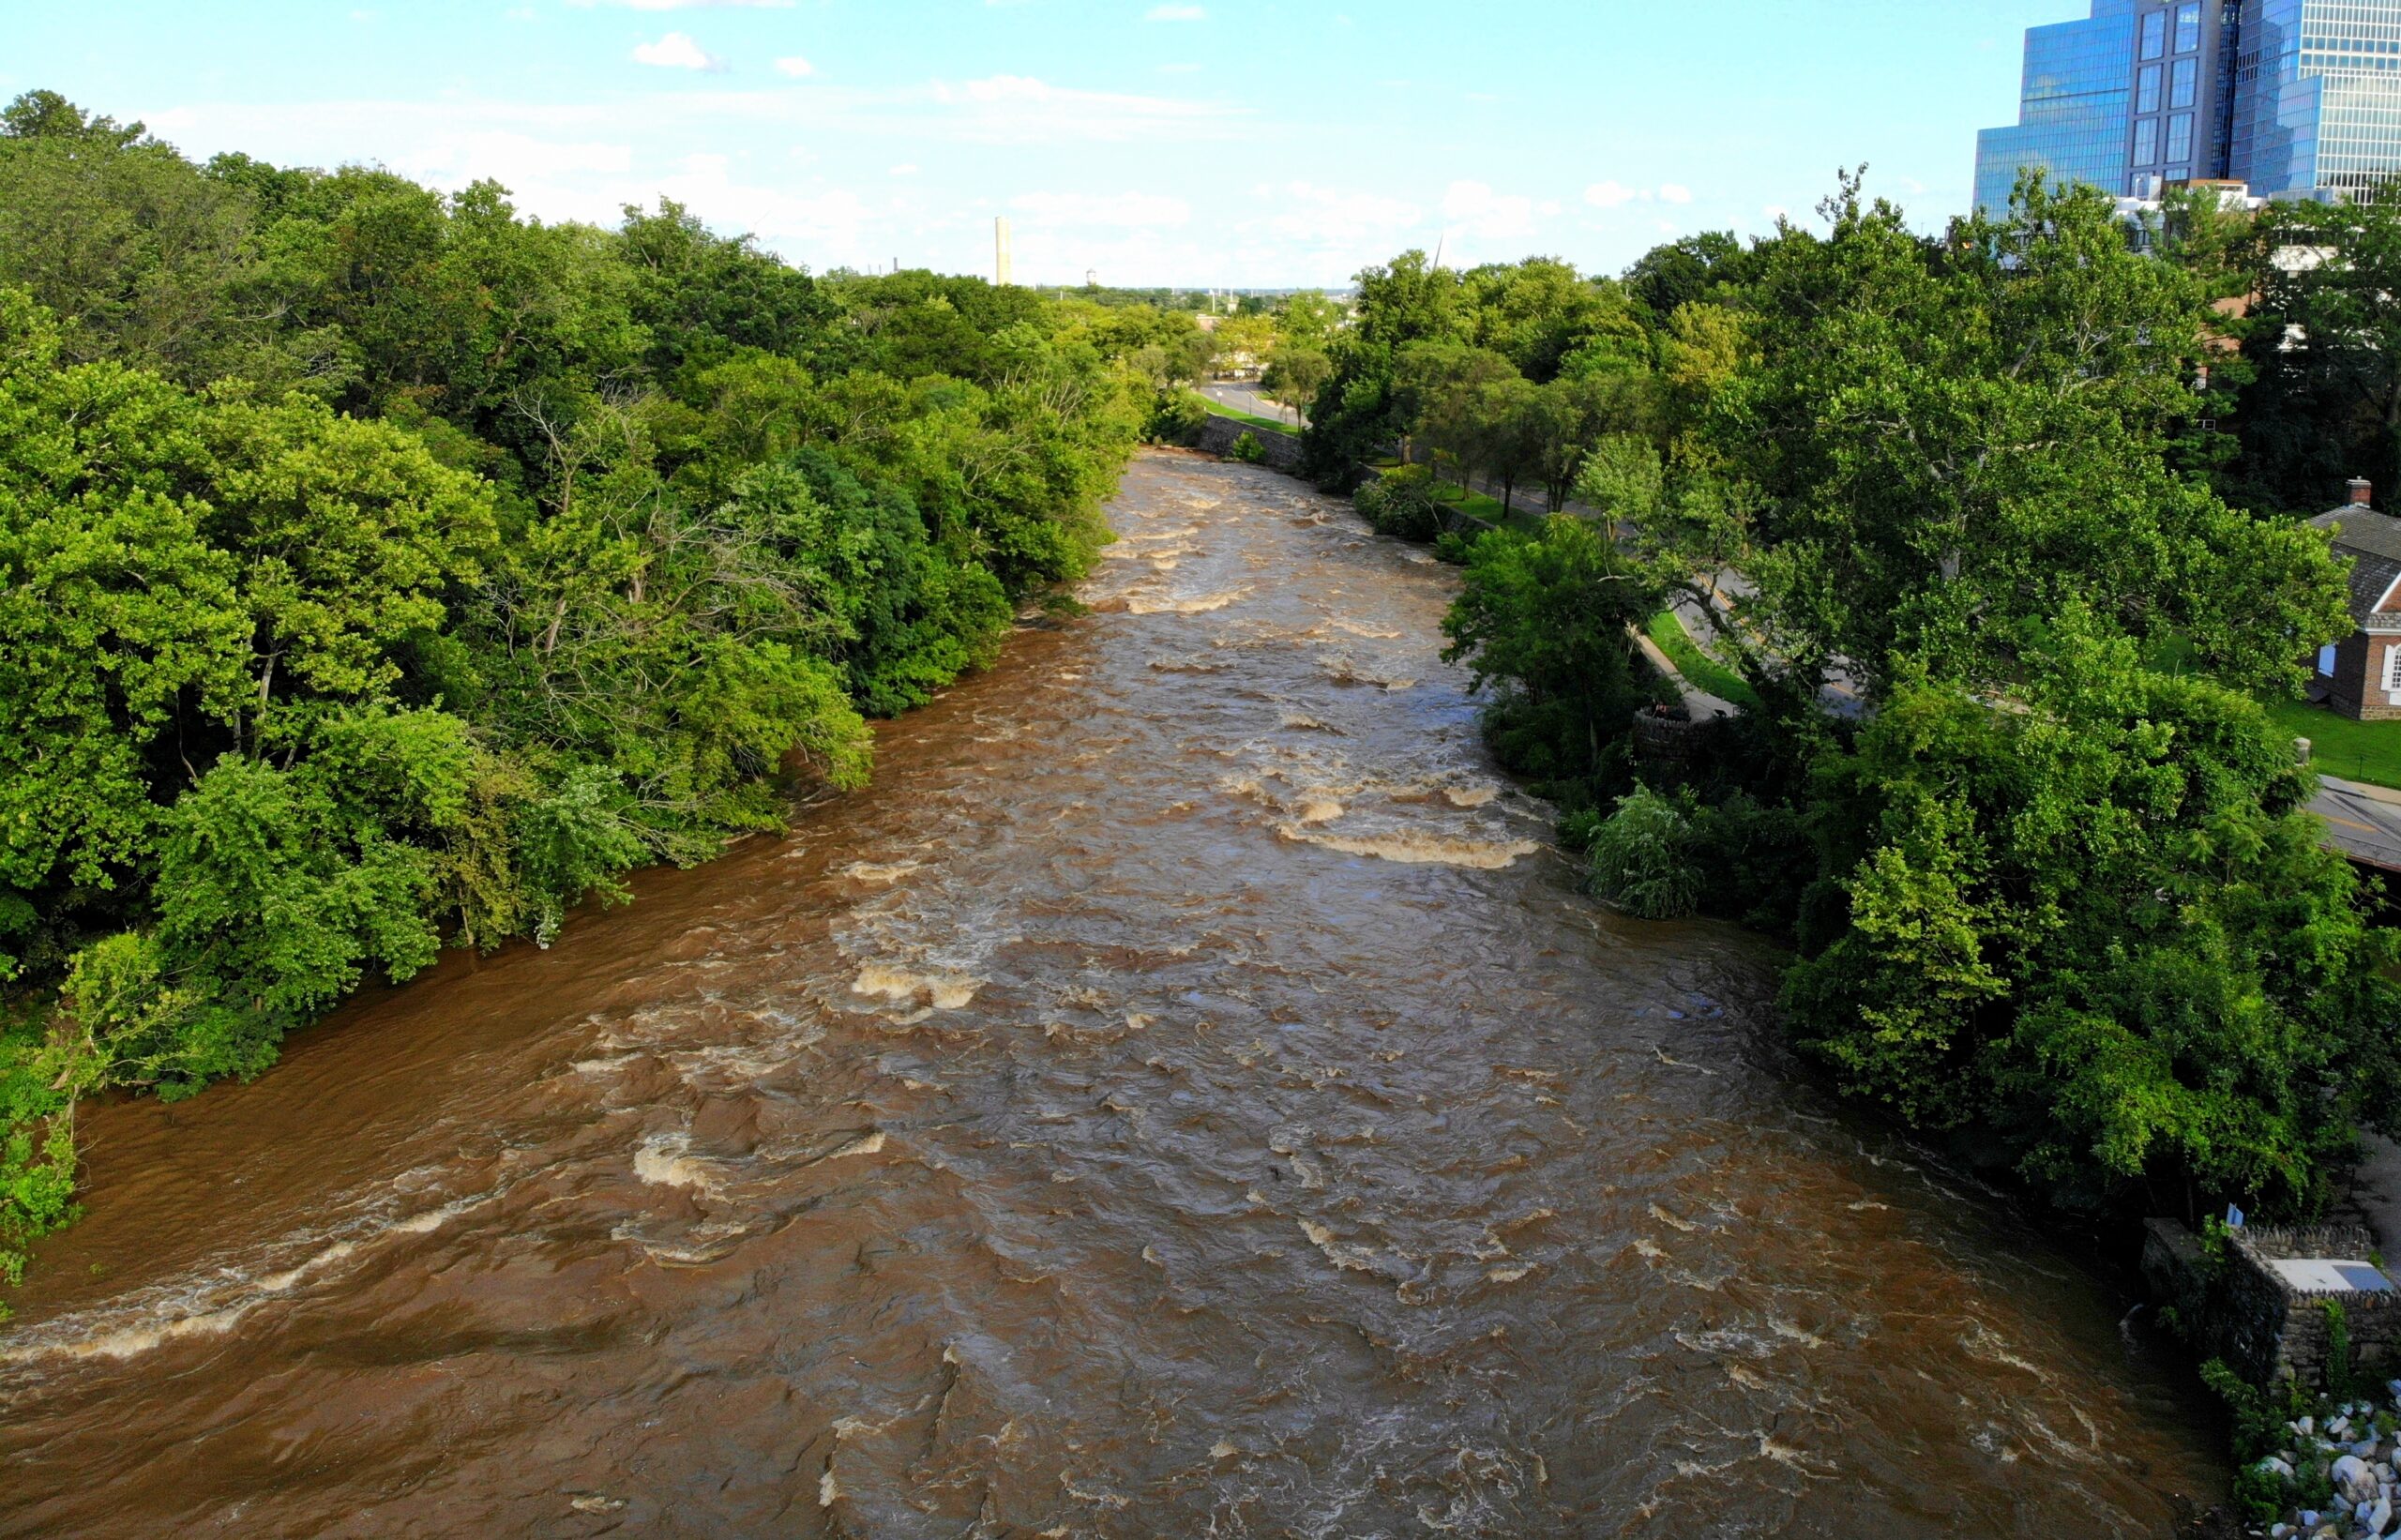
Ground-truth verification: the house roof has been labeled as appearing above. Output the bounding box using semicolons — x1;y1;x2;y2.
2309;506;2401;627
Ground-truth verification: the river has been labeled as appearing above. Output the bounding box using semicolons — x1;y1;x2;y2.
0;449;2222;1536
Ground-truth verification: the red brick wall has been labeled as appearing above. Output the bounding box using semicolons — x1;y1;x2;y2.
2328;631;2401;720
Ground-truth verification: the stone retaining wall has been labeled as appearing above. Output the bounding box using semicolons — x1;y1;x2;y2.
1195;412;1306;474
2141;1218;2401;1387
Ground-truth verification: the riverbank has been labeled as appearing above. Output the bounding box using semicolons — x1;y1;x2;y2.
0;450;2226;1535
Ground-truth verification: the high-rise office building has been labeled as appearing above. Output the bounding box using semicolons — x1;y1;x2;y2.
1974;0;2401;211
2230;0;2401;198
1973;2;2139;218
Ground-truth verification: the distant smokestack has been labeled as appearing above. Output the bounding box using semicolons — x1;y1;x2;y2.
994;217;1013;287
2351;476;2374;507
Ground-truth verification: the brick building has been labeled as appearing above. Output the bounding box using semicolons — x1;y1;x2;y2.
2310;480;2401;720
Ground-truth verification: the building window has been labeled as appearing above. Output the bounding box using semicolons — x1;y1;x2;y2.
2176;2;2202;53
2386;645;2401;693
2167;113;2195;162
2319;643;2340;676
2139;63;2164;113
2135;116;2161;163
2172;56;2198;107
2142;8;2167;59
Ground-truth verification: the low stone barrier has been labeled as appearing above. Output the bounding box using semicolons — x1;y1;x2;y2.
2141;1218;2399;1387
1195;412;1306;474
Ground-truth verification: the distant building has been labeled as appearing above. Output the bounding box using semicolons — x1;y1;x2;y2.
1975;1;2401;215
2309;480;2401;719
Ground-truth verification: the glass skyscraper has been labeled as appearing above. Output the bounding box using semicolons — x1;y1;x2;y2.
1974;2;2139;217
1974;0;2401;211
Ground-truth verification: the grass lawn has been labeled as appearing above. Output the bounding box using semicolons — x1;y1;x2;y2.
2261;696;2401;790
1428;477;1545;534
1187;392;1299;437
2148;637;2401;790
1646;610;1763;712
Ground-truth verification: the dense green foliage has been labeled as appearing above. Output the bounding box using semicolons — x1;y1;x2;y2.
1336;172;2401;1227
0;94;1156;1291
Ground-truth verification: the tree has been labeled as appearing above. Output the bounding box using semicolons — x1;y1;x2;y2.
0;98;1160;1287
1274;290;1343;351
1467;374;1545;512
1441;516;1660;799
1786;629;2400;1216
1261;343;1331;426
2233;189;2401;509
1391;340;1514;483
1719;174;2346;703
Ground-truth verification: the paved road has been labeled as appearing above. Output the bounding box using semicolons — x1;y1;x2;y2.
1198;379;1305;428
2309;774;2401;872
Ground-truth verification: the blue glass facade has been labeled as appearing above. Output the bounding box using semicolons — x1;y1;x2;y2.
1977;0;2401;209
2229;0;2401;196
1974;3;2138;213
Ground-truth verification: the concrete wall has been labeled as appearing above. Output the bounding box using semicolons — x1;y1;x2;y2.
1195;412;1306;475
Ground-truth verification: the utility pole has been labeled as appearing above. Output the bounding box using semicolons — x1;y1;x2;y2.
994;217;1013;287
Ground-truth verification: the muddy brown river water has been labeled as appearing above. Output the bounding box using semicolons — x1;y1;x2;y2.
0;450;2222;1536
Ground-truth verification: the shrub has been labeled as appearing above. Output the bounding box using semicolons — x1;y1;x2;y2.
1228;430;1266;463
1353;464;1444;541
1588;786;1705;919
1144;388;1207;445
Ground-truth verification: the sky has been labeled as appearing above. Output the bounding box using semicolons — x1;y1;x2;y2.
2;1;2079;289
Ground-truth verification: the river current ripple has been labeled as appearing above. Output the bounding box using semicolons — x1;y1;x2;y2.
0;450;2220;1536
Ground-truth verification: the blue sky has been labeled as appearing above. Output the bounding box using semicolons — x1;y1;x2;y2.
4;1;2076;287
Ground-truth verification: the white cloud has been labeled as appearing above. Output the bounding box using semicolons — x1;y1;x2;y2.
1761;204;1791;224
1010;189;1192;227
888;162;918;175
920;75;1240;143
1146;4;1207;18
1441;179;1538;240
1251;180;1423;248
773;55;814;78
631;32;723;70
1584;180;1639;208
571;0;791;8
1658;183;1693;204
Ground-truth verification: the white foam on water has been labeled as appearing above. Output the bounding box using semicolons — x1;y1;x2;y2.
1276;825;1540;870
1299;1219;1380;1273
821;1130;887;1161
851;964;982;1010
1444;785;1500;808
841;860;920;884
1126;588;1247;616
632;1132;717;1193
0;1230;380;1366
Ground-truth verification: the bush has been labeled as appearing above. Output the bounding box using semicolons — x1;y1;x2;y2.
1686;794;1812;938
1352;464;1444;541
1144;388;1207;445
1587;786;1706;919
1228;429;1266;463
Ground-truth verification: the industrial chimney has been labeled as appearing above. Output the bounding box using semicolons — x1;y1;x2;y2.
994;217;1013;287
